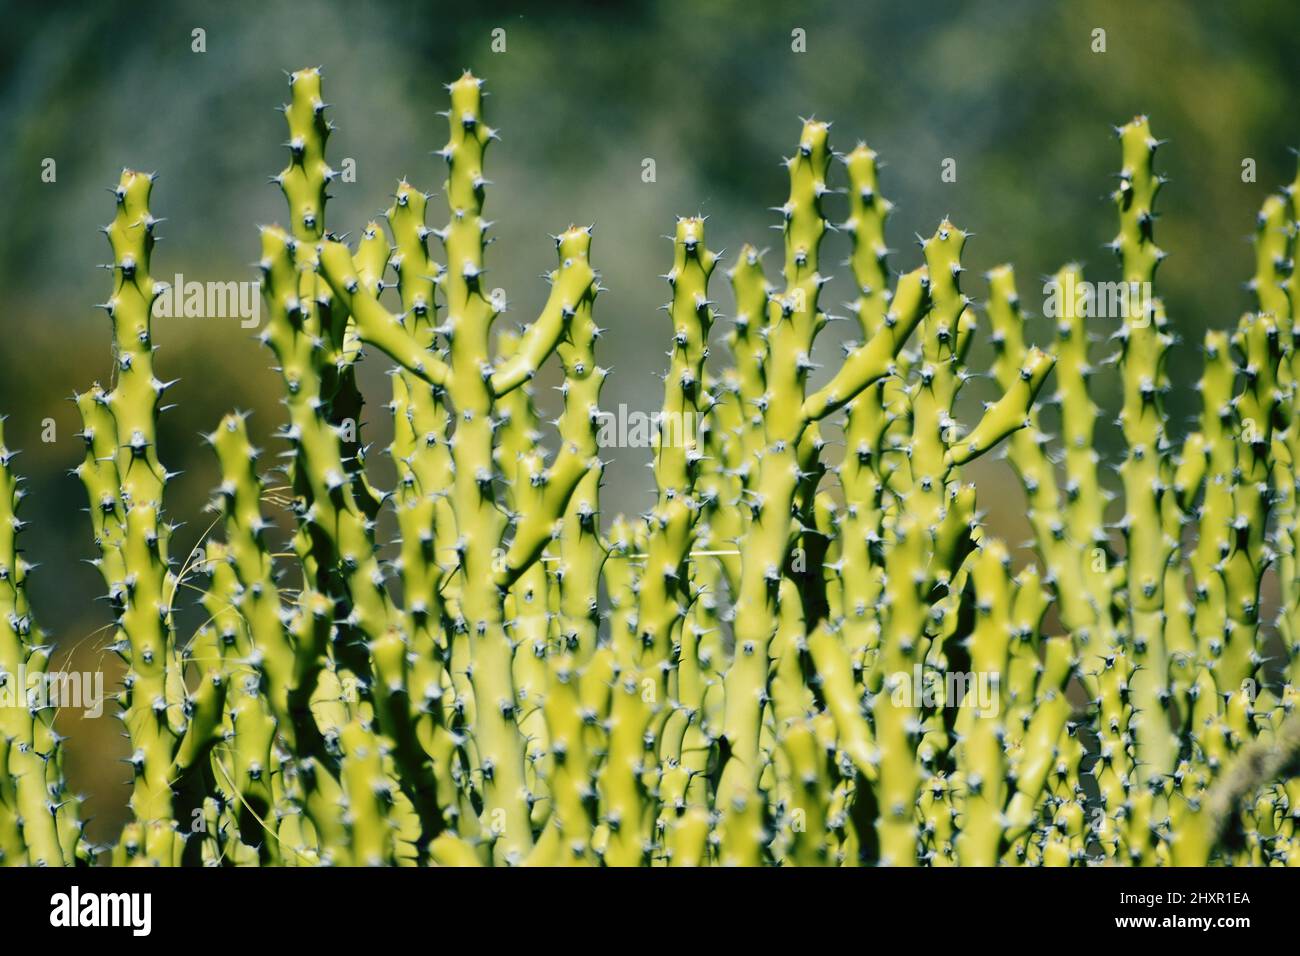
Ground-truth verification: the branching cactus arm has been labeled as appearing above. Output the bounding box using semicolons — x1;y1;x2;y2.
315;241;451;387
495;229;601;588
801;265;929;423
945;347;1054;467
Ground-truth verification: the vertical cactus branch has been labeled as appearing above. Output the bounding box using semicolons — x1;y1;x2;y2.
0;424;76;865
74;170;230;865
603;216;716;866
1111;117;1179;786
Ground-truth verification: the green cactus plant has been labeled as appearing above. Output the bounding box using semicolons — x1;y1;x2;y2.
3;66;1300;869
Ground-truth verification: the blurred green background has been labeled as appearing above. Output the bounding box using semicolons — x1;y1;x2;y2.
3;0;1298;842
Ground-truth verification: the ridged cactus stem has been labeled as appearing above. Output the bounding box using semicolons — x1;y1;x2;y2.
440;76;560;863
874;516;927;864
207;413;341;863
263;217;444;865
103;171;180;826
0;424;72;865
552;233;605;664
909;222;975;542
260;228;406;782
375;257;478;845
1112;116;1179;786
74;170;228;864
1049;264;1118;671
954;541;1013;865
727;246;773;489
837;144;895;676
196;538;279;865
604;216;716;866
207;418;299;734
381;181;460;833
493;334;556;812
535;231;606;864
1033;260;1127;853
1190;331;1236;705
984;268;1104;854
769;578;833;865
1003;633;1075;844
986;267;1074;609
721;118;837;813
275;68;379;522
264;69;382;692
1218;312;1281;697
1257;183;1300;684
